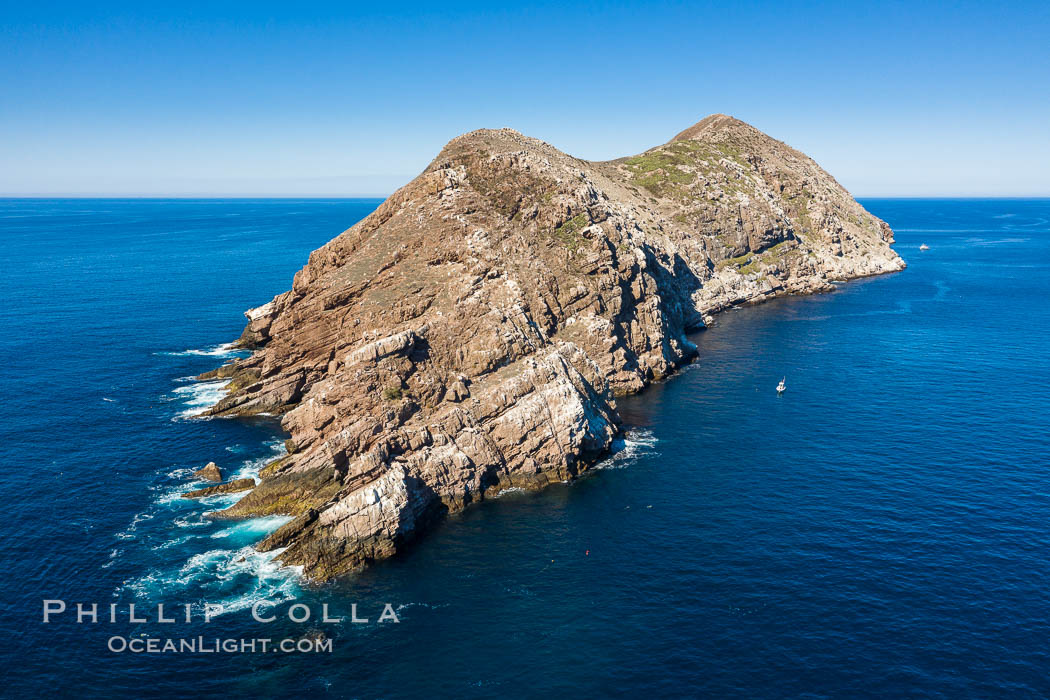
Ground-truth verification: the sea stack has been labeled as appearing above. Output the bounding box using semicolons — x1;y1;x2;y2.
200;115;904;580
193;462;223;482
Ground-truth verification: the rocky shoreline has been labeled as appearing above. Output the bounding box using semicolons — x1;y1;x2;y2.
196;114;904;581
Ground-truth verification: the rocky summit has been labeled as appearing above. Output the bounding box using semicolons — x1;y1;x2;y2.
199;115;903;581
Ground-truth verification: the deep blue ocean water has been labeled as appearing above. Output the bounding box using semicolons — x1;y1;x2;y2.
2;198;1049;698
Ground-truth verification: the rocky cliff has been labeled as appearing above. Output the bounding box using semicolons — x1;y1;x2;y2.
200;115;903;580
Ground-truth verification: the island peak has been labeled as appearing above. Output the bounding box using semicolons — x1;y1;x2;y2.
671;113;754;142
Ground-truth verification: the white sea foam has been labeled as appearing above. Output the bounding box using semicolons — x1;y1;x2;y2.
153;484;196;506
122;546;302;615
173;514;211;529
209;516;292;540
160;342;246;358
210;551;303;616
594;428;659;471
230;440;286;481
102;548;121;569
171;379;230;418
155;485;249;508
150;533;195;551
117;441;297;609
154;439;283;505
114;511;155;540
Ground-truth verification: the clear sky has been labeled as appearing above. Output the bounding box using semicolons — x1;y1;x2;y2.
3;1;1048;197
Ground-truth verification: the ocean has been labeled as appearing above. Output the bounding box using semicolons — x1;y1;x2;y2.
2;198;1049;697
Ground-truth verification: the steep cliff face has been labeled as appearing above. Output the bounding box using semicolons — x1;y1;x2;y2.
200;115;903;580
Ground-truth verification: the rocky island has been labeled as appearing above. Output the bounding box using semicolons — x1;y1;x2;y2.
199;114;903;580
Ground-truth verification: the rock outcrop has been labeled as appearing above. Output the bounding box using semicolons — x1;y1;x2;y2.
182;478;256;499
200;115;903;580
193;462;222;482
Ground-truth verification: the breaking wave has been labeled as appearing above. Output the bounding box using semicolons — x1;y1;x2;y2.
113;440;299;614
121;546;302;616
158;342;247;358
209;516;293;540
594;428;659;470
169;379;230;419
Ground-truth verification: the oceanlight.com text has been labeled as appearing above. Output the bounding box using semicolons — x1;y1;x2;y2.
107;635;333;654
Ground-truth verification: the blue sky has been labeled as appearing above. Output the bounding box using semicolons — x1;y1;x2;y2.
2;1;1048;196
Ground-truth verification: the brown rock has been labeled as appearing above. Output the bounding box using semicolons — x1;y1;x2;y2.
193;462;222;482
182;478;256;499
201;115;904;580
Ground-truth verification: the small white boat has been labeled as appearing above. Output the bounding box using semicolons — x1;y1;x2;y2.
919;243;929;251
776;377;786;393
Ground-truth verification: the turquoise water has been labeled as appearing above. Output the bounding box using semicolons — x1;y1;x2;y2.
2;198;1050;697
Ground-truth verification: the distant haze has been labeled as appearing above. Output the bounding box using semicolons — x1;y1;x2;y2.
3;1;1048;198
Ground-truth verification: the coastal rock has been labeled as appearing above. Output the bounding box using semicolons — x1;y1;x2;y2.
193;462;222;482
235;301;278;349
202;114;904;580
182;478;256;499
